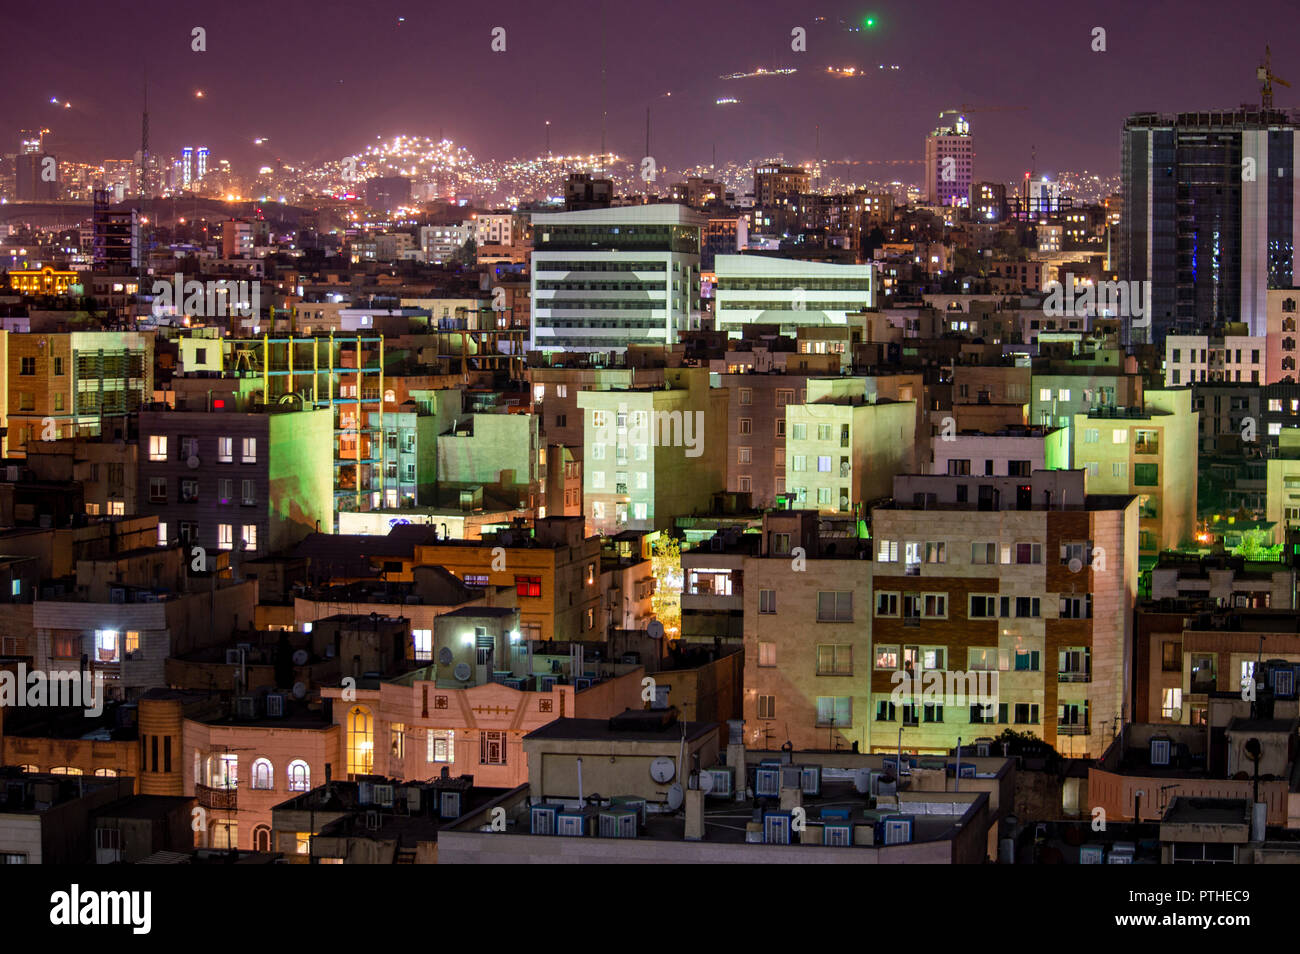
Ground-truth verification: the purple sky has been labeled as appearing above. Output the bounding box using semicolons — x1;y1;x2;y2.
2;0;1293;183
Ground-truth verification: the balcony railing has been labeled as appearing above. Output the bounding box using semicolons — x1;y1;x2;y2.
1058;671;1092;683
1056;724;1090;736
196;783;238;811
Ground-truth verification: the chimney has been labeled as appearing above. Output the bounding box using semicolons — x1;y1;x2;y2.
725;719;745;801
684;787;705;841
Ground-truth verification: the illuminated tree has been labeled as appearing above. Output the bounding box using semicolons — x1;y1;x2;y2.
650;536;682;638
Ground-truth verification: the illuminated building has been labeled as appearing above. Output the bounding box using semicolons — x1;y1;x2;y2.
577;368;727;535
1122;108;1300;341
1071;388;1199;555
712;255;874;336
182;147;193;187
7;330;153;457
137;404;334;558
924;115;972;207
530;204;705;352
7;266;77;296
751;163;810;207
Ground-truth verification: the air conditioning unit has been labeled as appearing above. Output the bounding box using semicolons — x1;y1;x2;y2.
405;787;422;813
358;782;374;805
704;767;733;799
800;765;822;796
1150;738;1171;766
1274;668;1296;698
598;810;637;838
439;790;461;819
374;784;394;807
574;677;592;690
883;816;913;845
234;696;255;719
755;764;781;797
780;765;802;790
110;587;126;604
538;676;557;691
609;796;647;825
265;694;285;717
556;812;586;837
763;812;792;845
530;804;560;835
823;823;852;847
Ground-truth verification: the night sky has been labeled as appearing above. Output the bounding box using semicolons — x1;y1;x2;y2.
2;0;1296;183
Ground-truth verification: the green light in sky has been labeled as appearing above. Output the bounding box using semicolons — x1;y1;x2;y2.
863;14;877;28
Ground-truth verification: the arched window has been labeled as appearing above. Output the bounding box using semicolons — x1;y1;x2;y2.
347;706;373;776
287;760;311;792
253;825;272;852
250;758;274;790
50;766;83;775
17;764;38;773
1285;357;1296;372
93;768;118;777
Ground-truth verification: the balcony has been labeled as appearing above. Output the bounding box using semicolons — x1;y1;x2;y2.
1056;724;1090;736
196;784;237;811
1058;671;1092;683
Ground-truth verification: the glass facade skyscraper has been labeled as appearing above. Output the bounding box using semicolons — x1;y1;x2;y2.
1122;107;1300;343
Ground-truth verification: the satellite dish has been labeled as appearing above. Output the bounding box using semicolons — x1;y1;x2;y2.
291;681;307;699
1067;557;1083;573
453;662;472;682
437;647;455;666
666;783;684;811
292;649;309;666
697;771;715;794
186;455;201;469
650;756;676;783
853;768;872;794
647;620;665;641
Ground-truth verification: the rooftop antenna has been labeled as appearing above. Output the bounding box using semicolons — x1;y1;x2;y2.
815;124;821;190
599;1;607;175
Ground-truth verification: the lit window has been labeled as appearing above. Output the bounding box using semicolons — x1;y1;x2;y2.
148;435;167;461
218;524;233;550
218;437;233;462
241;437;257;463
287;760;310;792
241;525;257;552
412;629;432;661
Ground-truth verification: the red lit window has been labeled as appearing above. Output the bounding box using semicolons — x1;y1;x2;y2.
515;576;541;598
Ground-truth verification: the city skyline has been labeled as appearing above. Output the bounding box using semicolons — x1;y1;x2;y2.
4;0;1297;183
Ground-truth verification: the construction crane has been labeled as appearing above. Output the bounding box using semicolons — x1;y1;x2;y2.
939;104;1028;120
1258;45;1290;108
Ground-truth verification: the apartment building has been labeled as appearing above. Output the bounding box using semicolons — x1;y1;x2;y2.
1165;334;1265;386
319;607;643;791
7;331;153;457
1266;427;1300;544
138;405;334;558
1072;388;1198;555
712;255;874;336
1264;288;1300;385
783;378;915;514
530;204;706;352
932;427;1069;479
412;516;602;643
865;471;1138;758
716;370;814;507
577;368;727;535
